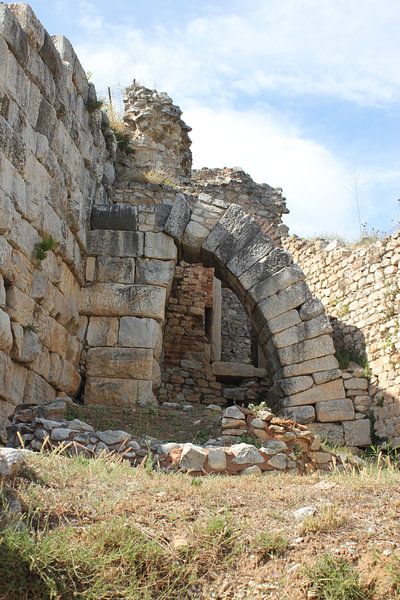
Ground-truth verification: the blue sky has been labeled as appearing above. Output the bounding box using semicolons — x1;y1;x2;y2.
20;0;400;238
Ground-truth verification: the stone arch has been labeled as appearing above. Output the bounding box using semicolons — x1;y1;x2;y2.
162;193;344;423
83;195;347;426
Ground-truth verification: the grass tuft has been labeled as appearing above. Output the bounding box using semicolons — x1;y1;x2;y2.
305;554;370;599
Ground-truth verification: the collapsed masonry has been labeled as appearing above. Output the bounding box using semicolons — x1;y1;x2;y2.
0;3;399;449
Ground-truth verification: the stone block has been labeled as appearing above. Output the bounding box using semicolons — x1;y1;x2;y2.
163;194;191;241
315;398;355;422
137;380;156;406
239;248;294;292
273;314;332;349
344;377;369;391
90;205;137;231
230;443;264;464
12;328;41;363
277;335;336;366
0;238;13;276
144;232;177;260
313;369;341;385
85;377;138;406
182;220;210;262
87;317;118;347
0;192;13;235
226;231;274;278
180;444;206;471
283;405;315;424
283;379;346;407
59;359;80;395
95;256;135;284
255;281;311;324
8;4;45;50
39;31;63;78
86;347;153;380
0;3;29;65
299;298;325;321
308;422;344;445
0;309;13;352
207;448;227;471
135;258;175;287
277;375;314;396
249;265;305;307
87;230;144;257
23;370;55;404
80;283;166;321
212;362;256;377
267;309;301;335
119;317;162;355
343;419;371;447
280;355;340;378
0;115;27;174
6;286;35;327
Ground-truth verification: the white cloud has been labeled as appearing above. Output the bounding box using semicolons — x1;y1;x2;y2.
71;0;400;236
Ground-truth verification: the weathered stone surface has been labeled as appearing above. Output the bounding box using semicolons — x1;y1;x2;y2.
226;232;274;278
135;258;175;287
8;4;45;50
283;405;315;424
212;362;263;378
86;347;153;380
255;281;312;324
144;232;177;260
90;205;137;231
163;194;191;241
280;355;340;378
239;248;294;291
273;314;332;349
230;443;264;464
308;422;344;445
180;444;206;471
119;317;162;354
283;379;346;407
343;420;371;447
87;317;118;347
315;398;355;422
0;309;13;352
0;447;26;479
311;451;332;464
23;370;55;404
0;4;29;65
299;298;325;321
278;335;336;366
268;453;287;470
261;440;288;454
249;265;305;307
97;430;130;445
80;284;166;321
344;377;369;391
277;376;314;396
182;221;210;261
223;406;246;420
313;369;341;385
241;465;262;476
95;257;136;284
266;309;301;335
87;230;144;257
12;328;41;363
85;377;138;406
207;448;227;470
6;286;35;327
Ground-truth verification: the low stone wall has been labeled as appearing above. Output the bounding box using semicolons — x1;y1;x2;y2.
6;399;352;475
284;234;400;441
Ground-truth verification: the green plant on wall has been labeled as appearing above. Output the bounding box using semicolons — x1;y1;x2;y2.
35;236;58;263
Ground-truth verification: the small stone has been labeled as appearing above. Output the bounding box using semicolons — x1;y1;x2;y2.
223;406;245;420
293;506;317;521
179;444;206;471
268;453;287;470
97;430;131;445
230;443;264;464
261;440;288;454
241;465;262;476
207;448;227;471
0;448;26;479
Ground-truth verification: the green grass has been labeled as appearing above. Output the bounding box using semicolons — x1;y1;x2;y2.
305;554;370;599
35;236;58;262
254;530;289;560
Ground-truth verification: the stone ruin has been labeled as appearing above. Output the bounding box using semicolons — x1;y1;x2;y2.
0;4;399;459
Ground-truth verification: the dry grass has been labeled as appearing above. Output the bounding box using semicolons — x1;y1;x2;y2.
1;453;400;599
143;168;178;188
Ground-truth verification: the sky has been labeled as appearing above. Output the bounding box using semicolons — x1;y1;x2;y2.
19;0;400;238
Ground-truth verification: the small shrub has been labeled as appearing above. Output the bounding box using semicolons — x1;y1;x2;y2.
35;236;58;262
335;348;369;371
255;530;289;560
305;554;370;599
239;433;260;447
248;401;271;415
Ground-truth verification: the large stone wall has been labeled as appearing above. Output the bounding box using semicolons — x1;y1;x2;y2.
0;4;113;434
284;234;400;441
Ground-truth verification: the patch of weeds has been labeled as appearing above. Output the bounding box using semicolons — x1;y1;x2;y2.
335;348;369;371
293;443;304;458
384;552;400;596
337;303;350;318
305;553;370;599
300;504;345;534
248;401;271;415
144;168;178;188
254;530;289;560
24;322;39;334
239;433;260;447
190;477;202;487
113;129;135;154
193;426;213;445
35;236;58;263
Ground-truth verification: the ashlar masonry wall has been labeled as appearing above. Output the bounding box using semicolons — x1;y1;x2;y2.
284;234;400;441
0;4;113;432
